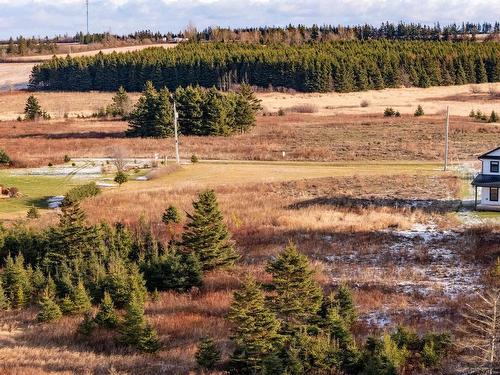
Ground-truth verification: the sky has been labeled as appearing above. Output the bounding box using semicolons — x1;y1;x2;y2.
0;0;499;39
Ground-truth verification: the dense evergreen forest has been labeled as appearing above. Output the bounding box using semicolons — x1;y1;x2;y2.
30;40;500;93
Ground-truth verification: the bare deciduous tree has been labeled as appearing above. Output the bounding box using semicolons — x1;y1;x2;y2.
110;146;128;173
459;290;499;375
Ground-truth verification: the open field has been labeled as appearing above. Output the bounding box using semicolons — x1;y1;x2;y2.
0;82;499;373
1;112;499;168
2;164;498;374
0;82;499;119
0;43;176;90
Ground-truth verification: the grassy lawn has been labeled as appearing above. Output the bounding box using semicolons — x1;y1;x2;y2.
121;160;443;191
0;171;82;215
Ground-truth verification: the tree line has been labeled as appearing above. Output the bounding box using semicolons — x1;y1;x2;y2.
195;22;500;43
30;40;500;93
127;82;260;137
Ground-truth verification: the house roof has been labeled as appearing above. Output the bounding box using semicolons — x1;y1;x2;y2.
478;146;500;160
472;174;500;187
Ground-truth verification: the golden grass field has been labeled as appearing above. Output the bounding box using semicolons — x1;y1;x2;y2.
0;82;499;119
0;83;499;374
0;43;176;90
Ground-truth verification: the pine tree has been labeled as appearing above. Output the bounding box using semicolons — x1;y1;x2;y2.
233;84;261;133
60;295;75;315
162;205;181;225
46;201;100;267
182;190;239;271
195;337;221;370
335;284;357;328
108;86;131;117
37;287;62;322
2;253;32;308
71;280;92;314
77;311;96;335
95;291;119;329
0;149;10;165
27;205;40;219
414;105;424;117
0;281;8;309
24;95;44;121
489;110;499;123
120;289;161;352
266;243;323;329
228;277;281;373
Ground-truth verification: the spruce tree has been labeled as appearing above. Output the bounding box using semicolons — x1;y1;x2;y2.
95;291;119;329
2;253;32;308
266;243;323;329
182;190;239;271
37;287;62;322
120;289;161;352
195;337;221;370
228;277;281;373
335;284;357;328
71;280;92;314
77;311;97;336
108;86;131;117
24;95;44;121
162;205;181;225
27;205;40;219
414;105;424;117
233;84;261;133
0;281;8;309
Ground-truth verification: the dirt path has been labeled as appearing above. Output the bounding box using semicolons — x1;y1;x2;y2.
0;43;177;91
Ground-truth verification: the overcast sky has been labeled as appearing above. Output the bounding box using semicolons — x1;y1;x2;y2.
0;0;499;39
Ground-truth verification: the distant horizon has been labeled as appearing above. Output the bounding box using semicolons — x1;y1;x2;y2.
0;0;499;40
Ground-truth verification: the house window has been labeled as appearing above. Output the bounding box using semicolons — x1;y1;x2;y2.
490;188;499;202
491;161;499;173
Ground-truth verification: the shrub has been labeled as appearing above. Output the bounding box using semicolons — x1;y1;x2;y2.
196;337;221;370
488;110;499;123
384;107;396;117
469;109;475;118
63;182;101;205
27;205;40;219
114;171;128;186
64;155;71;163
289;103;318;113
360;99;370;107
277;108;285;116
0;149;11;165
395;111;401;117
191;154;199;163
77;312;96;335
414;105;424;116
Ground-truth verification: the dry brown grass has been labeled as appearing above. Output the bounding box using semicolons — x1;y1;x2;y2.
1;113;499;168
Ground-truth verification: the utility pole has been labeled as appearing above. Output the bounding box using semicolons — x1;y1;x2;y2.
173;100;180;164
444;105;449;171
86;0;89;35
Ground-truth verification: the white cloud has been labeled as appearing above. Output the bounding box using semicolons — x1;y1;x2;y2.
0;0;498;39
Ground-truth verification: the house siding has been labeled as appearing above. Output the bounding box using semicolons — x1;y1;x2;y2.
480;187;500;206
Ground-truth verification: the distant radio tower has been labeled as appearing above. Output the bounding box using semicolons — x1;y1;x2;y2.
86;0;89;35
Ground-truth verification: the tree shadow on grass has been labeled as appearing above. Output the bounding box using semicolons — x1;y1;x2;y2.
14;131;125;139
288;196;462;214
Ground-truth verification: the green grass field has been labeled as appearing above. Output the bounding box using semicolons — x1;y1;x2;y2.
0;172;81;214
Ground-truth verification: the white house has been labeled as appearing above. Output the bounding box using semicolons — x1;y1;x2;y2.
471;146;500;211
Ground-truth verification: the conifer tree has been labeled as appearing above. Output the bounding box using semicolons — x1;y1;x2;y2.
71;280;92;314
2;253;32;308
228;277;281;373
77;311;96;335
162;205;181;225
24;95;44;121
108;86;131;117
414;105;424;116
46;201;100;268
182;190;239;271
0;281;8;309
120;289;161;352
266;243;323;329
60;295;75;315
174;85;205;135
37;287;62;322
335;284;357;328
95;291;119;329
195;337;221;370
27;205;40;219
233;84;262;133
